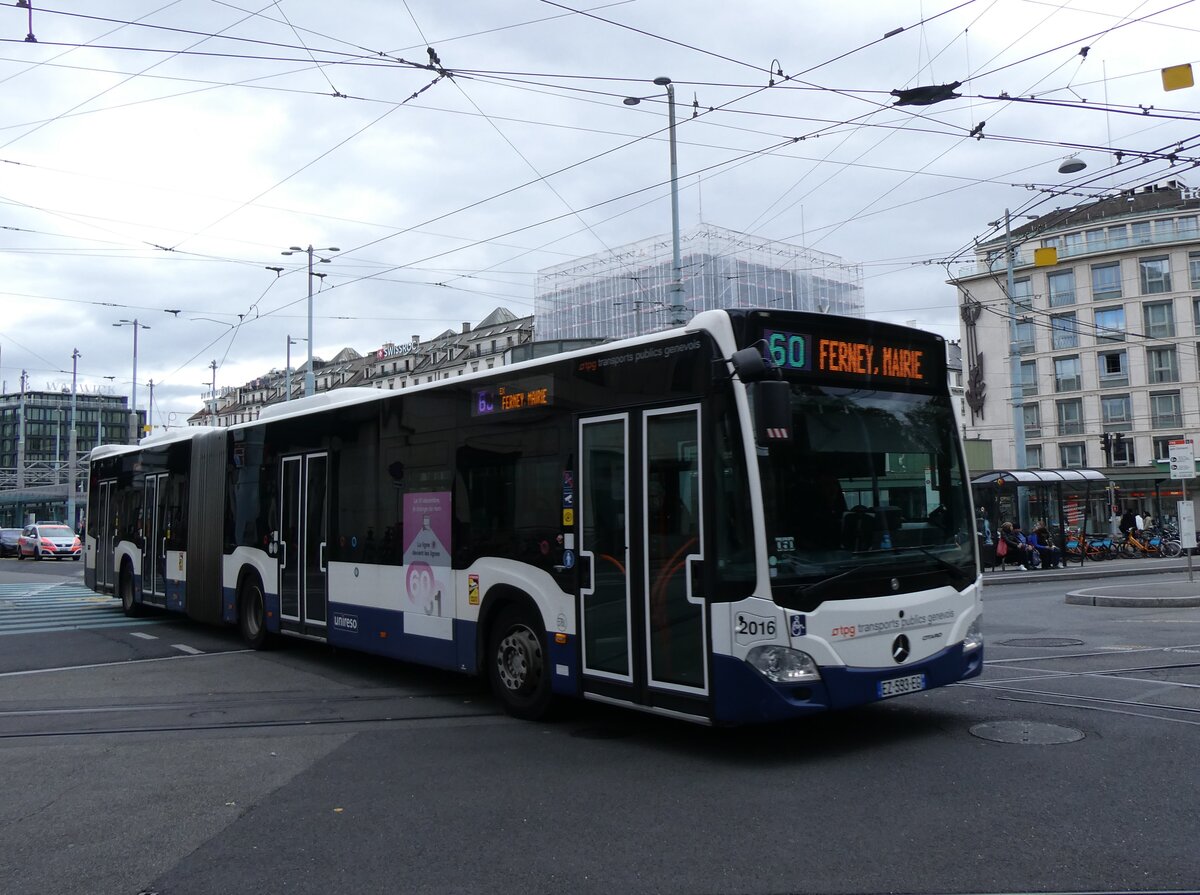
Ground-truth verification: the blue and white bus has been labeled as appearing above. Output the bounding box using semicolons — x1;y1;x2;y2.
85;308;982;725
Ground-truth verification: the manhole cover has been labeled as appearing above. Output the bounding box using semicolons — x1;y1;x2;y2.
970;720;1084;745
999;637;1084;648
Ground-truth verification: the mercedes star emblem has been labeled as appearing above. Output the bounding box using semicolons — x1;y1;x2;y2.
892;634;911;663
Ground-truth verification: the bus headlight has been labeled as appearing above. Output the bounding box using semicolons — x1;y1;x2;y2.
746;645;821;683
963;616;983;652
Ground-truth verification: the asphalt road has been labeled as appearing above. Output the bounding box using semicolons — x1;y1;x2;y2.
1;558;1198;895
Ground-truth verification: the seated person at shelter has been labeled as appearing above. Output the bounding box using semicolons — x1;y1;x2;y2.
1028;524;1063;569
997;522;1037;570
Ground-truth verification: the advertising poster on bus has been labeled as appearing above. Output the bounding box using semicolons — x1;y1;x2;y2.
403;492;451;617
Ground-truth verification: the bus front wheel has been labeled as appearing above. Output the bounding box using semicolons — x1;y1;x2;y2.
487;605;552;721
238;577;269;650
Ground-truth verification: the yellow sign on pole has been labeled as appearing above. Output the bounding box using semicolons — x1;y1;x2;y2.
1162;63;1194;92
1034;247;1058;267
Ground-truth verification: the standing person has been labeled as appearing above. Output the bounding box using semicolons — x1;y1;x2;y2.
976;506;992;545
1135;508;1146;535
1119;509;1136;539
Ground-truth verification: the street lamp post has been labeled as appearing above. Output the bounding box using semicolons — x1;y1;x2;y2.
281;244;339;397
113;318;149;444
285;335;306;402
209;359;217;426
624;77;685;325
1003;210;1026;472
67;348;79;530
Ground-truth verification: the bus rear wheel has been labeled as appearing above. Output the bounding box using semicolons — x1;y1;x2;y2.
238;577;269;650
119;562;142;617
487;605;552;721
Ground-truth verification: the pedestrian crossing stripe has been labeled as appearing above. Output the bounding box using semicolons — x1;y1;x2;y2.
0;582;167;635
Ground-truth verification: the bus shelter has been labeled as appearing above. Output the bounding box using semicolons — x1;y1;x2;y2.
971;468;1109;556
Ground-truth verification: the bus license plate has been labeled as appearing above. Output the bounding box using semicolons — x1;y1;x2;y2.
878;673;926;699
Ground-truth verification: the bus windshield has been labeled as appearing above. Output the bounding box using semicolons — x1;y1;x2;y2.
757;384;974;606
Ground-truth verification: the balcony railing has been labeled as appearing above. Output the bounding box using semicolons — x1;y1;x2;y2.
958;224;1200;277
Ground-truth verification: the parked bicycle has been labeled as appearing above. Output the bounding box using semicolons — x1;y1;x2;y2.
1065;530;1109;561
1119;529;1181;558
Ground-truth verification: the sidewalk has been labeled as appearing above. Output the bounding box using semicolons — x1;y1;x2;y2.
983;553;1200;587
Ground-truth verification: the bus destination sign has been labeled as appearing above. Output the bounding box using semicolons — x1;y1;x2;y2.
763;329;926;384
472;376;554;417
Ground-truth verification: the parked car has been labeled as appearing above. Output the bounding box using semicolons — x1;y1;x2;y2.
0;528;20;558
17;522;82;561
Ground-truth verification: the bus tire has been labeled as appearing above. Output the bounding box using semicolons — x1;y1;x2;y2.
487;605;553;721
119;561;142;617
238;576;269;650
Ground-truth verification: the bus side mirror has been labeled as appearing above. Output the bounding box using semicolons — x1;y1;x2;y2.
730;345;773;382
754;380;791;443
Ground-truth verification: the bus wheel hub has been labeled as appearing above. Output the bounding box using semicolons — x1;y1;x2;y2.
498;629;540;691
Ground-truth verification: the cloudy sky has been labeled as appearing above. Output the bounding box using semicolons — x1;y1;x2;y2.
1;0;1196;430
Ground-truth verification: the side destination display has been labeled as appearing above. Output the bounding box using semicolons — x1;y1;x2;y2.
472;375;554;417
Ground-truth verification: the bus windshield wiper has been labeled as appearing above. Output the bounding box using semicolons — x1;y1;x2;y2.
912;546;972;585
797;563;883;603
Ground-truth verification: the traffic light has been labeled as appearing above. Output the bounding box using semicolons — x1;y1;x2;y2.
1099;432;1112;465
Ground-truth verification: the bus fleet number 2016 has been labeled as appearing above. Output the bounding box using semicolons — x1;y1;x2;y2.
735;613;776;644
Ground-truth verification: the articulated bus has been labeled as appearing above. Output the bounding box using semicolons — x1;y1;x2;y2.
85;309;982;725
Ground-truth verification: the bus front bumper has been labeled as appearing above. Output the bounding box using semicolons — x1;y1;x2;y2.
711;641;983;726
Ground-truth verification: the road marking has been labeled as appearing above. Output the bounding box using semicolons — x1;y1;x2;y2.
0;650;252;677
0;582;167;636
172;643;202;655
130;632;158;640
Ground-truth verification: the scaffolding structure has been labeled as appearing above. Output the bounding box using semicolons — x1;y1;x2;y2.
535;223;864;340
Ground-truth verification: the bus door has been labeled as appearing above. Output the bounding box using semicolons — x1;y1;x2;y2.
578;405;708;714
141;473;169;604
278;452;329;634
96;479;115;591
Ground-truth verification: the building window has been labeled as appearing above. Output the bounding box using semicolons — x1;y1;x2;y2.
1147;346;1179;383
1090;262;1122;299
1106;224;1127;248
1194;297;1200;335
1056;398;1083;435
1019;359;1038;396
1025;445;1043;468
1085;228;1106;252
1011;277;1033;311
1153;437;1183;462
1054;356;1081;392
1139;257;1172;294
1047;270;1076;307
1150;391;1182;429
1099;347;1128;386
1051;313;1079;349
1015;319;1035;353
1180;217;1198;240
1132;221;1152;246
1093;306;1125;341
1059;442;1085;468
1190;251;1200;289
1143;301;1175;338
1023;403;1041;438
1101;395;1132;431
